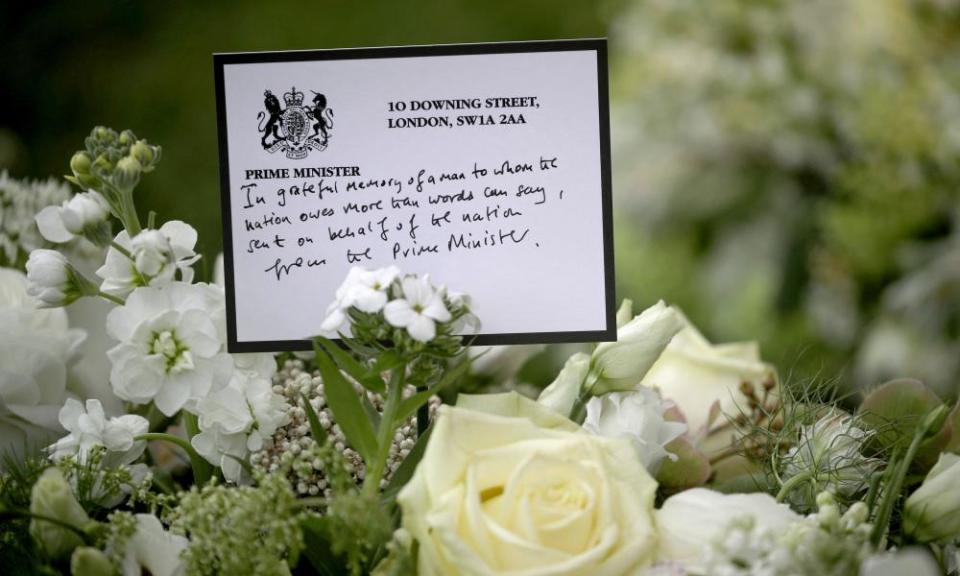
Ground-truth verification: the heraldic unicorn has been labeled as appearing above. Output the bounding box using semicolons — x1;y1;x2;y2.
258;86;334;159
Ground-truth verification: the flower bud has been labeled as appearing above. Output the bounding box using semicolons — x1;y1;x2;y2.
113;156;142;192
62;192;111;235
93;126;117;145
590;300;684;394
903;452;960;542
130;140;159;171
118;129;137;147
70;151;93;176
537;352;591;417
30;468;91;558
25;249;97;307
70;547;114;576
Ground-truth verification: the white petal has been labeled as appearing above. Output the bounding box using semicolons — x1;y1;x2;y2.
406;315;436;342
35;206;74;243
384;300;416;327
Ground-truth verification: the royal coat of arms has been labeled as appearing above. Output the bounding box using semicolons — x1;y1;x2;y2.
258;87;333;159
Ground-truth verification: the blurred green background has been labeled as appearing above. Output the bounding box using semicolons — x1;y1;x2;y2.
3;0;959;397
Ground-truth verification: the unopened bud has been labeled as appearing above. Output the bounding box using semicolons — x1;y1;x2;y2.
70;151;92;176
118;129;137;147
130;140;157;169
113;156;142;192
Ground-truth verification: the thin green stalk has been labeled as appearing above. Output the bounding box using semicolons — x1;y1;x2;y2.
109;240;134;260
776;470;814;502
97;291;125;306
119;188;141;236
870;406;949;546
363;365;405;498
0;510;93;543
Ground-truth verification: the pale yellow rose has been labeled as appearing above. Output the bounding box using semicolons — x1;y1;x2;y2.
640;311;775;438
398;395;659;575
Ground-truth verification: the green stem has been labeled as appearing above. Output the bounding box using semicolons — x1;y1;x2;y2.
119;188;141;236
0;511;93;544
136;432;212;486
870;405;949;546
109;240;135;260
363;365;405;498
776;470;814;502
97;291;125;306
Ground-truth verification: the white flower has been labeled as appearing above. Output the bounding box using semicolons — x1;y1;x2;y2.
35;191;110;243
0;171;71;264
383;275;451;342
120;514;188;576
97;221;200;298
47;398;147;466
0;268;85;458
30;467;91;559
591;300;684;394
781;411;880;508
106;282;232;416
583;389;687;473
321;265;400;333
192;353;288;482
26;249;94;307
640;311;774;439
859;548;941;576
655;488;801;573
904;452;960;543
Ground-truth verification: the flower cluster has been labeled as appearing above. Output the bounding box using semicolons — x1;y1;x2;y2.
0;171;71;267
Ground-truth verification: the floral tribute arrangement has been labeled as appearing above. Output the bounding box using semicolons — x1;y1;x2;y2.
2;127;960;576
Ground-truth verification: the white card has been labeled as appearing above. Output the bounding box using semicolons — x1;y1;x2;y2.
214;40;615;352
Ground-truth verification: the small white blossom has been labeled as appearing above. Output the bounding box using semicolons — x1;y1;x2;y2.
192;353;289;483
583;389;687;473
106;282;232;416
26;249;94;307
383;275;451;342
47;398;147;466
97;221;200;298
320;265;400;333
35;191;110;243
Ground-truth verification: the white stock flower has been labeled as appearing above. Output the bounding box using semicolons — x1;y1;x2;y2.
97;221;200;297
192;353;288;482
321;265;400;333
47;398;147;466
656;488;801;573
0;268;85;457
591;300;684;394
583;389;687;473
120;514;188;576
26;249;93;307
383;275;451;342
35;191;110;243
106;282;232;416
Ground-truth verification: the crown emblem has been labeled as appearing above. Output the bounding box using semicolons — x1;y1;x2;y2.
283;87;304;107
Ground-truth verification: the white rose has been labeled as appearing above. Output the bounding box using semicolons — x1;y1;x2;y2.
97;221;200;298
583;389;687;473
0;268;85;458
656;488;801;573
36;191;110;242
398;395;659;575
640;311;774;439
106;282;232;415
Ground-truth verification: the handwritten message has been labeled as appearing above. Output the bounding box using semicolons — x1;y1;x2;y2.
238;154;563;282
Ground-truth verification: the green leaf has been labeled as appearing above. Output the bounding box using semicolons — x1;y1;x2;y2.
301;516;346;576
859;378;949;470
381;425;432;506
315;347;379;463
316;336;386;394
301;393;329;446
